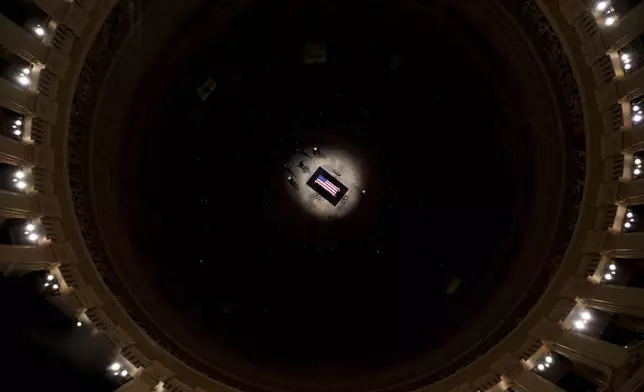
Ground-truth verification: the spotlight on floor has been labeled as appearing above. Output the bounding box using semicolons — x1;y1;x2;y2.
287;175;299;191
303;42;327;64
33;25;45;37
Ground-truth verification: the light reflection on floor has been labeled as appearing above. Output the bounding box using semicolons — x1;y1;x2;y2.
285;146;364;220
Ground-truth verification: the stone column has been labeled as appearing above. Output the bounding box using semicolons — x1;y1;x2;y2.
601;124;644;159
570;279;644;318
584;230;644;258
601;2;644;52
49;285;103;311
558;0;593;23
135;360;174;390
509;370;566;392
604;232;644;257
582;286;644;317
0;191;41;219
35;0;92;37
0;78;37;115
0;138;29;166
0;136;53;168
101;325;136;352
613;314;644;333
618;361;644;392
0;244;56;263
596;70;644;111
0;13;63;128
0;244;58;274
617;179;644;204
0;12;69;77
160;378;196;392
0;78;57;124
113;378;153;392
0;14;49;65
530;318;630;378
623;124;644;152
448;384;475;392
579;1;644;62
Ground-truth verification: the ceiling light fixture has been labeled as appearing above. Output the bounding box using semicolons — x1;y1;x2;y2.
596;1;609;11
16;74;30;86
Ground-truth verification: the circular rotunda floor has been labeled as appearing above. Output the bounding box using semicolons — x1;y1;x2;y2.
79;0;583;390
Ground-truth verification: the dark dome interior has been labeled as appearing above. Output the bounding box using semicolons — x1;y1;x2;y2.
140;0;525;366
83;0;575;390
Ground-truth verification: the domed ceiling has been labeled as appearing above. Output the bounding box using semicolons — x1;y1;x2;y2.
67;0;586;391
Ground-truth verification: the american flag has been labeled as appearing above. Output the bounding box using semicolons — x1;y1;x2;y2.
315;175;340;196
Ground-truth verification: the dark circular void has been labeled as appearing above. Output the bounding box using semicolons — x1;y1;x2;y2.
124;0;531;384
